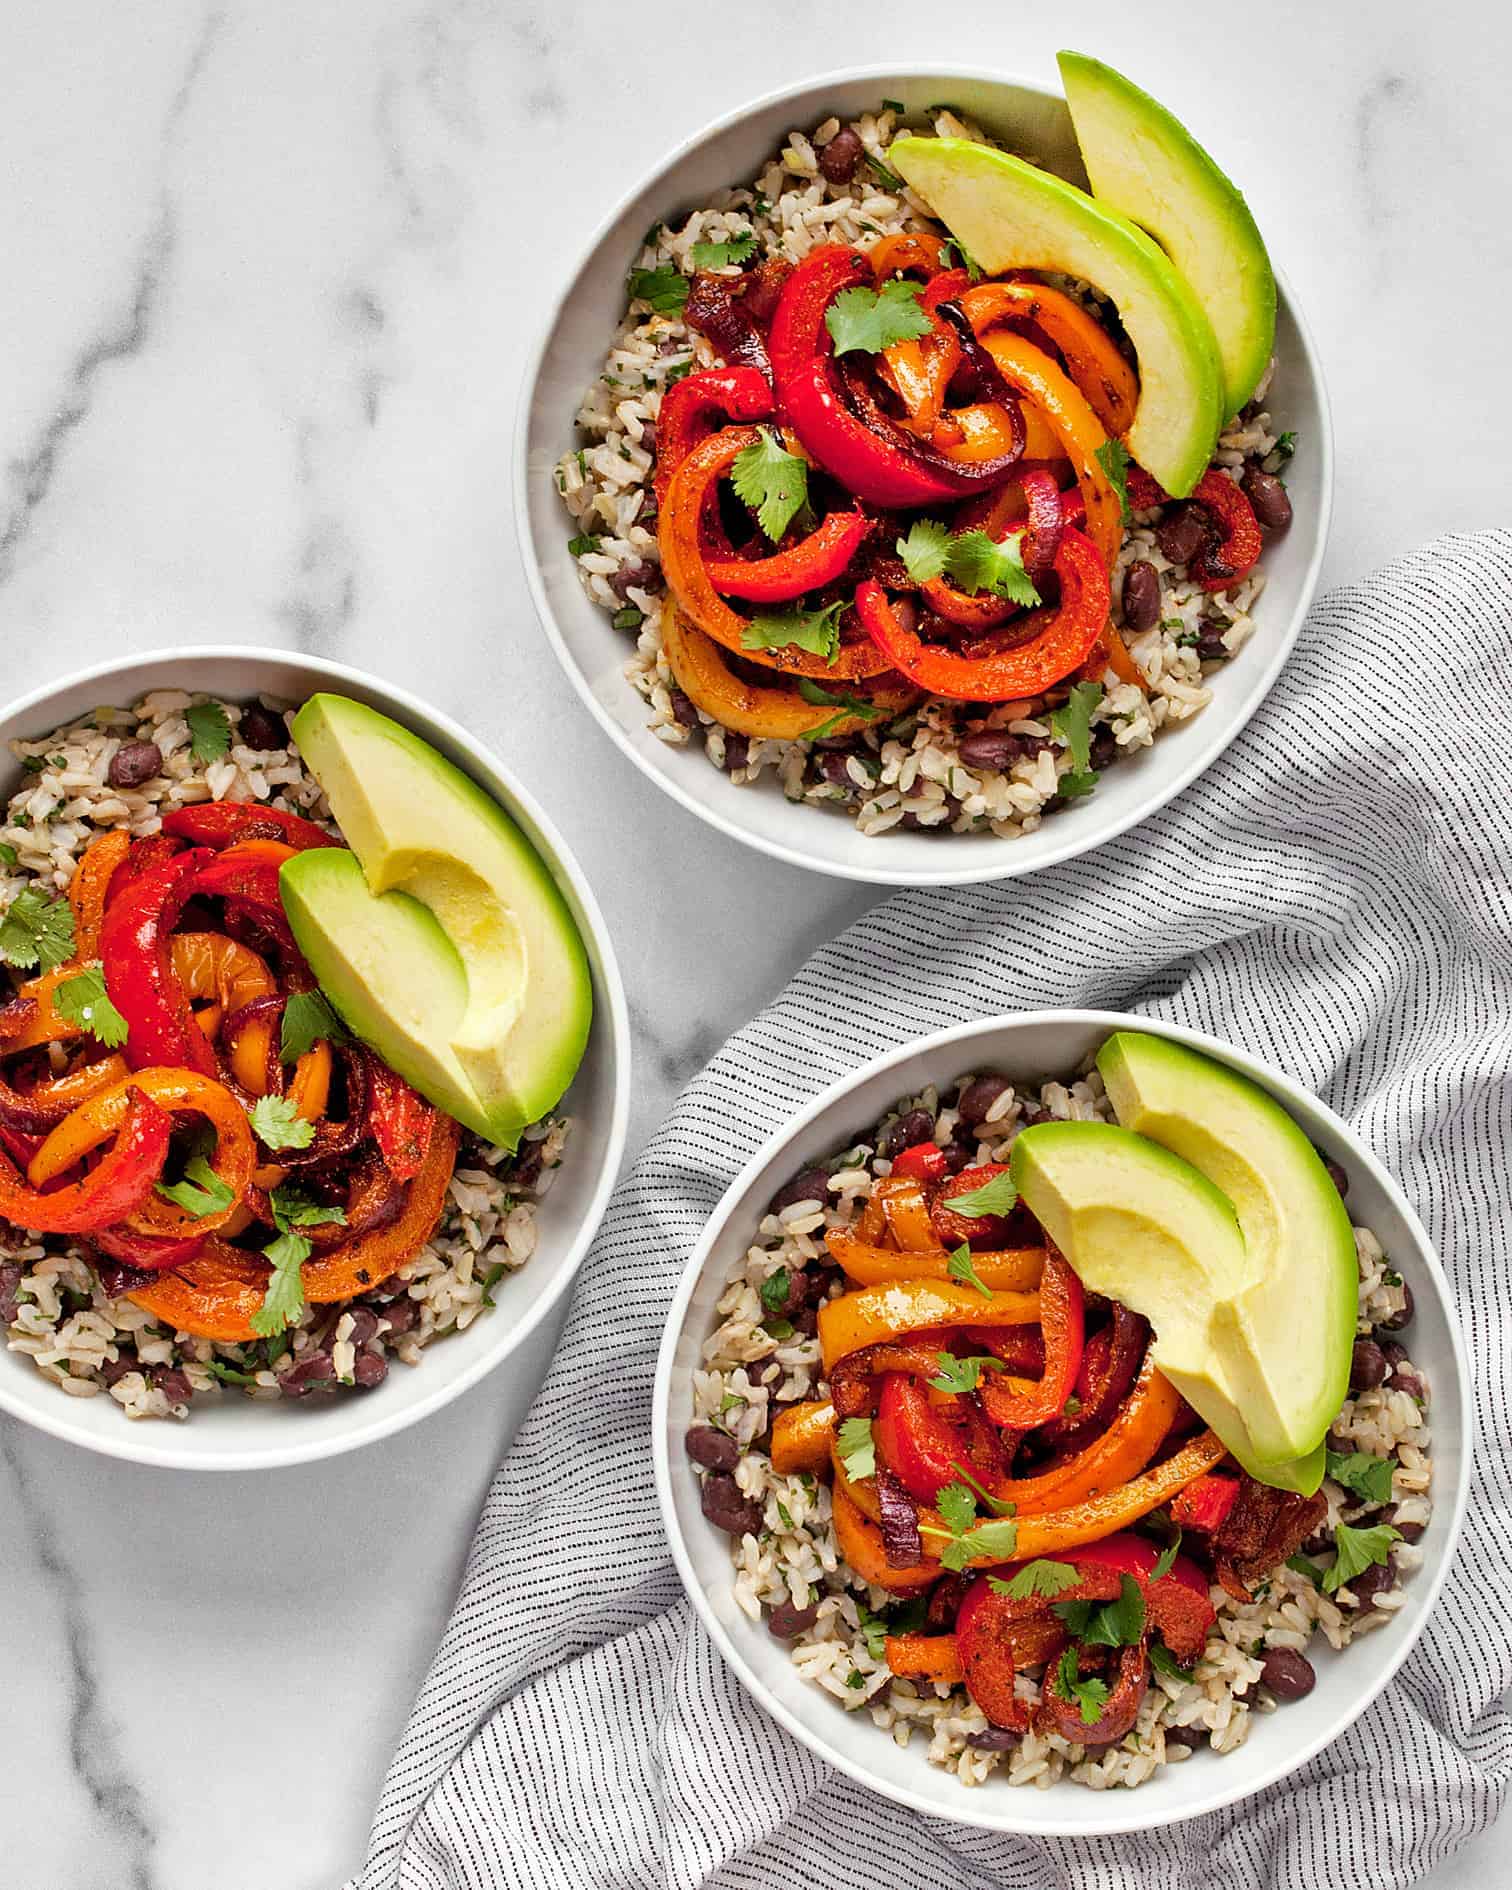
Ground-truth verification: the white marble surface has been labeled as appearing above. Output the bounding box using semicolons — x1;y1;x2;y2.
0;2;1506;1883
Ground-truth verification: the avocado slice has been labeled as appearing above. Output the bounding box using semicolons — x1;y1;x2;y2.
889;134;1225;496
281;694;592;1149
1059;52;1276;419
1097;1031;1356;1466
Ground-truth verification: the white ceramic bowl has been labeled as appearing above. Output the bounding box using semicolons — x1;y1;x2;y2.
519;67;1334;887
654;1011;1468;1833
0;648;630;1471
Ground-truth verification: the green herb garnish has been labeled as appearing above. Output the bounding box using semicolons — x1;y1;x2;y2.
0;888;75;972
741;598;846;664
825;278;931;355
52;966;128;1047
731;427;810;542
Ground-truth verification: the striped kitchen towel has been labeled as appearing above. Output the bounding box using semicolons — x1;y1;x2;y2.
355;531;1512;1889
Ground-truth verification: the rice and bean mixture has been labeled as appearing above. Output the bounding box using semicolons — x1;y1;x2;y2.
556;105;1296;840
0;693;570;1420
689;1063;1430;1791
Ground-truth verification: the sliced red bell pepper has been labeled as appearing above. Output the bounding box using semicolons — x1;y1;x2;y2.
856;525;1111;703
980;1251;1084;1430
782;358;970;508
187;839;305;960
890;1141;949;1183
100;849;221;1076
1063;1530;1215;1661
161;802;339;852
705;507;868;603
651;364;773;509
103;833;182;910
1169;1472;1241;1534
1045;1302;1148;1444
90;1223;207;1274
365;1052;437;1184
0;1088;171;1234
955;1576;1049;1731
1036;1639;1149;1747
872;1371;998;1507
1189;470;1263;592
931;1164;1016;1250
768;245;871;393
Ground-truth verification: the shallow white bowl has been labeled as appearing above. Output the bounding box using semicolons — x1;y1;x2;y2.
519;67;1334;887
0;648;630;1472
654;1010;1468;1833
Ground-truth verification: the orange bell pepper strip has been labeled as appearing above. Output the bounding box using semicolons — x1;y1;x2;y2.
66;830;132;963
872;1174;940;1252
825;1222;1044;1292
171;932;278;1043
0;1087;171;1234
662;606;917;742
659;429;895;681
990;1359;1183;1515
961;281;1139;437
27;1068;255;1238
819;1279;1041;1373
831;1484;938;1593
934;401;1023;468
2;965;88;1053
868;232;948;281
127;1237;275;1343
884;1633;963;1686
770;1398;836;1475
1007;1430;1230;1562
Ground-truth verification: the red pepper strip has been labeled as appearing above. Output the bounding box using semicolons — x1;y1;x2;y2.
856;526;1111;703
1169;1471;1241;1533
921;552;1022;633
365;1051;437;1184
1036;1640;1149;1747
161;802;339;852
704;508;868;603
955;469;1066;589
100;849;221;1076
0;1124;44;1167
651;365;774;510
980;1251;1085;1429
1063;1532;1215;1662
1189;470;1263;592
185;838;305;959
782;358;973;509
921;268;971;311
890;1141;949;1183
955;1578;1052;1730
868;232;950;283
930;1163;1017;1251
828;1337;967;1419
873;1372;1007;1507
89;1223;206;1274
0;1088;170;1234
768;245;872;396
104;833;182;910
964;1323;1045;1376
1043;1302;1147;1445
1126;465;1167;511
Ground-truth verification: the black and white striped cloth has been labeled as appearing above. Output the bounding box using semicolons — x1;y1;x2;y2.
355;533;1512;1889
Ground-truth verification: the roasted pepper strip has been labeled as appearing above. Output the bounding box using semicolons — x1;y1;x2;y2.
1036;1640;1149;1746
1189;469;1263;592
0;1087;171;1234
67;830;133;962
768;245;873;399
704;508;868;603
955;1581;1070;1729
1008;1429;1229;1560
172;932;278;1042
302;1113;459;1304
126;1237;274;1342
651;364;774;509
990;1358;1182;1515
872;1174;942;1252
961;281;1140;437
874;1371;1004;1506
818;1279;1040;1373
831;1483;938;1593
978;1251;1084;1430
99;848;220;1075
0;1051;131;1132
826;1222;1044;1291
366;1053;436;1183
160;802;338;852
770;1398;836;1475
856;527;1110;703
884;1633;964;1685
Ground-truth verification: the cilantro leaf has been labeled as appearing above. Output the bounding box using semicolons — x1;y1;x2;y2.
203;1358;259;1386
926;1351;1003;1395
1286;1552;1326;1588
881;97;906;114
250;1094;316;1151
955;1517;1020;1566
946;1241;991;1298
626;264;690;315
864;152;903;191
730;428;810;542
0;888;76;973
945;529;1039;606
855;1601;890;1660
1055;1645;1111;1725
922;1479;1019;1571
1148;1640;1194;1682
156;1156;234;1219
990;1558;1082;1601
935;1481;977;1536
1150;1530;1182;1583
249;1230;311;1338
279;989;348;1063
795;678;884;742
939;238;983;282
567;532;601;558
1325;1449;1395;1507
947;1460;1016;1517
837;1415;876;1481
946;1170;1017;1219
186;701;232;765
1273;431;1297;462
267;1183;347;1234
1057;771;1100;801
895;517;952;584
1323;1520;1401;1595
1076;1573;1146;1649
0;842;17;868
691;232;757;270
825;278;932;355
1049;682;1103;774
1096;438;1133;525
52;966;128;1048
758;1267;791;1315
741;598;846;664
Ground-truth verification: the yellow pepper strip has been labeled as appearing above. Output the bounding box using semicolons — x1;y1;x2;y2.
872;1175;939;1252
770;1399;835;1475
993;1361;1182;1515
66;830;132;964
826;1222;1044;1292
962;281;1140;437
1008;1431;1230;1562
171;932;277;1046
884;1633;963;1685
663;605;918;742
818;1279;1040;1374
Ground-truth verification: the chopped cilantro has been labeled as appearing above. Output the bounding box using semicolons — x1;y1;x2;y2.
946;1169;1017;1219
1148;1641;1194;1682
741;598;846;664
567;532;600;557
947;1460;1015;1517
663;357;695;384
249;1231;311;1338
1049;682;1103;774
249;1093;316;1151
1286;1552;1326;1588
279;988;348;1063
1325;1448;1395;1507
921;1480;1019;1572
796;678;885;743
946;1240;991;1298
763;1317;795;1341
895;517;952;584
825;278;931;355
1273;431;1297;462
837;1416;876;1480
881;97;906;113
480;1262;507;1308
758;1267;791;1315
1095;438;1133;525
612;605;643;631
0;843;16;868
1072;1573;1146;1648
776;1500;794;1530
156;1156;235;1219
1055;1645;1111;1725
845;1669;866;1689
0;888;76;972
186;700;232;765
626;264;690;315
1150;1530;1182;1583
690;231;756;270
855;1601;889;1659
926;1351;1004;1395
52;966;128;1048
731;428;810;542
203;1358;260;1386
1057;770;1100;801
1323;1520;1401;1595
989;1558;1081;1601
268;1183;347;1234
942;528;1039;605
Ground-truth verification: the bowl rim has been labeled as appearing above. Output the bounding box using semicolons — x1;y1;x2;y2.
651;1007;1472;1833
0;644;632;1472
515;63;1336;888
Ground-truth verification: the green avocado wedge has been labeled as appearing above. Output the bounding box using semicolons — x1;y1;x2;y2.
1058;51;1277;418
889;134;1225;496
281;695;592;1150
1097;1031;1357;1468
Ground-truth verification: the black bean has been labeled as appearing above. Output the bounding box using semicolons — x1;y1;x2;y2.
772;1267;810;1319
1380;1282;1415;1333
1089;730;1119;771
966;1727;1022;1750
152;1366;193;1404
941;1141;973;1174
378;1296;416;1335
1121;559;1161;632
1383;1506;1425;1545
1163;1725;1206;1751
1155;504;1208;566
610;559;663;600
686;1425;740;1472
1196;633;1230;664
1243;467;1293;532
1018;1101;1051;1128
820;751;859;791
792;1301;820;1337
107;741;163;789
767;1599;819;1640
927;1574;967;1630
239;705;287;751
0;1262;20;1327
1260;1647;1316;1701
1323;1156;1350;1199
818;126;864;184
1381;1343;1425;1401
345;1306;381;1349
101;1352;141;1387
769;1168;829;1216
882;1109;935;1160
278;1351;335;1396
699;1471;763;1538
958;1075;1012;1128
958;730;1023;771
721;733;749;775
670;689;700;728
353;1351;388;1388
1345;1555;1397;1608
1350;1340;1388;1392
